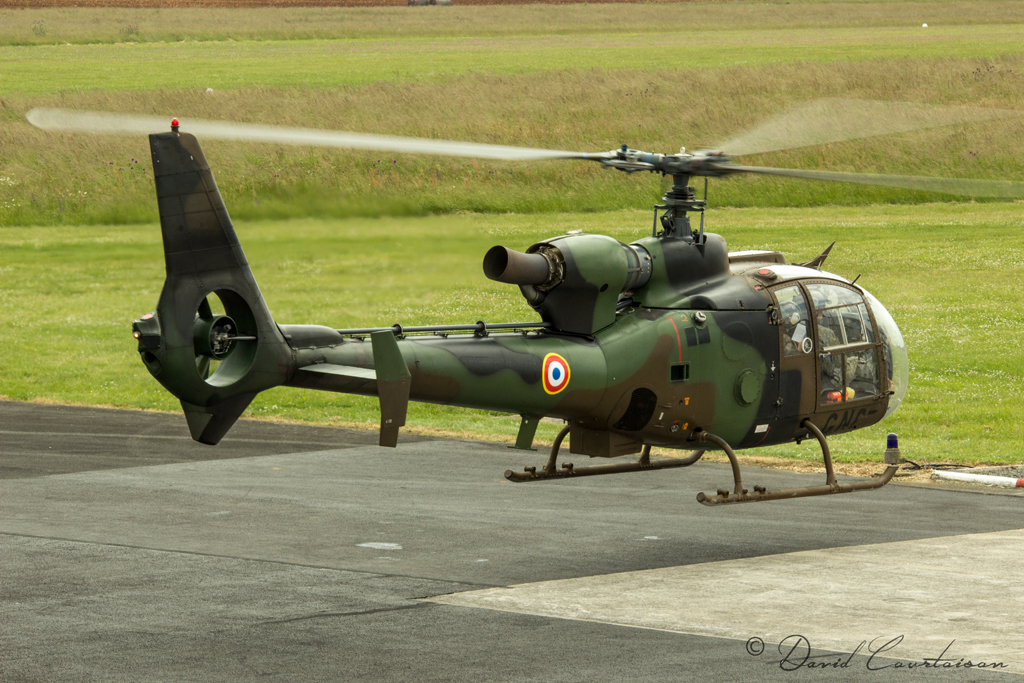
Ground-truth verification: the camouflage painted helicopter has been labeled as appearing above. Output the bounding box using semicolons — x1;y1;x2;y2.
27;102;1023;505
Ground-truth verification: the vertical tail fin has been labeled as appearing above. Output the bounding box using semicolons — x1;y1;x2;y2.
134;131;291;444
371;330;411;447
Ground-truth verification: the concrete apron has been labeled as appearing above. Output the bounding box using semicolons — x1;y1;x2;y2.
433;528;1024;673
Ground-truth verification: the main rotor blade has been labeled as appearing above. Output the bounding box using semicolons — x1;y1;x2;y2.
730;163;1024;198
719;99;1022;157
26;108;606;162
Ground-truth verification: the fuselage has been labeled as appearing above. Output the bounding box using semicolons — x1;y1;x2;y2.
282;233;909;457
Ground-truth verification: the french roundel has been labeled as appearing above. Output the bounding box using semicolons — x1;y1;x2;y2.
542;353;571;395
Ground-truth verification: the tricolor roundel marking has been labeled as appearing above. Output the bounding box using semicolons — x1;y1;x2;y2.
542;353;571;395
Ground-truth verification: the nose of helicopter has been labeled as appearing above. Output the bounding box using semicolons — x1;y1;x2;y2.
862;289;909;417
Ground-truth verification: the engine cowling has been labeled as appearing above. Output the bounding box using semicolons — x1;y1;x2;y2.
484;234;651;335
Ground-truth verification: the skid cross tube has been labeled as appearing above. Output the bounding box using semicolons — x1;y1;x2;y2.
504;426;705;482
696;420;898;506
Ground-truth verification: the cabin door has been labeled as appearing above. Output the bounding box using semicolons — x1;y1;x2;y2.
771;284;816;419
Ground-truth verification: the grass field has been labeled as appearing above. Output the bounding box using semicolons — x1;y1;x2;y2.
1;1;1022;464
2;204;1022;464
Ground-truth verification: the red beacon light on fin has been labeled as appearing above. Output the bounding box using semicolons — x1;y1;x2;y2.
171;118;180;133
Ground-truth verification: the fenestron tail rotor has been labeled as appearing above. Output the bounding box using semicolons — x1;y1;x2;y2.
195;296;214;380
193;294;258;381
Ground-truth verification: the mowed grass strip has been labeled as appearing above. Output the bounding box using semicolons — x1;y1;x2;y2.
4;24;1024;95
3;57;1024;227
4;1;1024;45
1;205;1021;464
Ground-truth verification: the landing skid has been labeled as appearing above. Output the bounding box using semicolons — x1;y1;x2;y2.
504;426;705;482
696;419;898;506
504;419;898;506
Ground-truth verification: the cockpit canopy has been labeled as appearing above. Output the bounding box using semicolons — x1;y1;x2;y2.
774;279;908;415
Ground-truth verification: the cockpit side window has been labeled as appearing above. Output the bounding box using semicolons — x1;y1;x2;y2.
775;285;811;357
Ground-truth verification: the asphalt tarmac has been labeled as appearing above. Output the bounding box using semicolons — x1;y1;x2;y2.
2;400;1022;681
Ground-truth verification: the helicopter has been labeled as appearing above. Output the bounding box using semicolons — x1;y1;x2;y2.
26;102;1024;506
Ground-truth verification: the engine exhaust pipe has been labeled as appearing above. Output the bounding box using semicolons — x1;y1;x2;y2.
483;246;554;286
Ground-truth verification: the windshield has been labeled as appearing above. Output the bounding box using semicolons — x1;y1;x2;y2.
862;289;909;418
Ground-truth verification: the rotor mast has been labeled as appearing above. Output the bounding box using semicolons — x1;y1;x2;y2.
598;144;737;242
655;174;705;241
